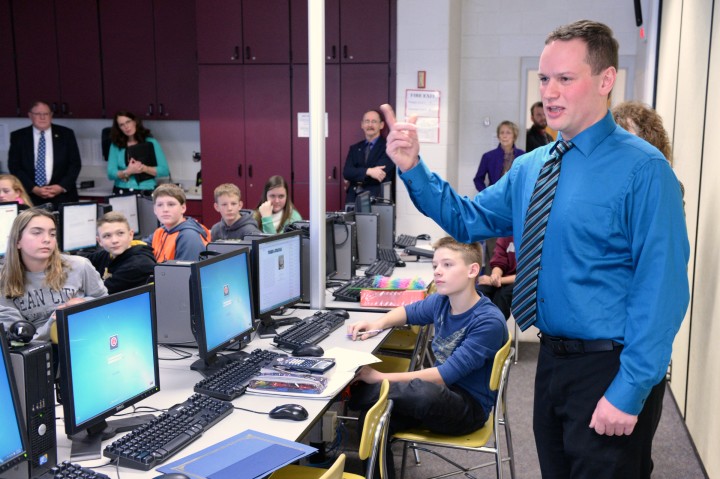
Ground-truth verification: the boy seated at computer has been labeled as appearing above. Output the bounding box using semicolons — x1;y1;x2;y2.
210;183;262;240
150;183;211;262
88;212;156;294
347;236;508;478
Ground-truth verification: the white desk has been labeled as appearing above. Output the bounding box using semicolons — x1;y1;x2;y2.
54;309;388;478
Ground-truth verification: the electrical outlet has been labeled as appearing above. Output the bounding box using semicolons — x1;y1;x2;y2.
322;411;338;442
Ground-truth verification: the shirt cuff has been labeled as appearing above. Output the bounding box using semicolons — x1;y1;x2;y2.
604;373;651;416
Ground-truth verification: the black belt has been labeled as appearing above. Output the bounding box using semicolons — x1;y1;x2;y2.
539;333;622;356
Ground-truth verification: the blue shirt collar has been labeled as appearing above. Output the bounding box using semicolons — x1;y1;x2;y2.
557;110;616;158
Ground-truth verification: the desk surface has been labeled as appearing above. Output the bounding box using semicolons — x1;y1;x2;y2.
55;309;387;478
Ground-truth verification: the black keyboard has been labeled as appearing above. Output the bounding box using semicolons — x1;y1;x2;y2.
194;348;286;401
332;276;374;302
395;234;418;248
364;259;395;277
378;247;400;263
103;393;232;471
36;461;110;479
273;311;347;350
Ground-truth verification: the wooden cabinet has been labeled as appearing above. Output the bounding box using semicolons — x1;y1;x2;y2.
290;0;340;64
198;65;291;224
100;0;198;120
242;0;290;63
184;200;204;225
12;0;103;118
0;0;17;116
196;0;243;64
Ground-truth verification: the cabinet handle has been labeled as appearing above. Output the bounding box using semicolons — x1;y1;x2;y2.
343;45;348;59
231;46;239;60
60;102;68;115
147;103;154;116
158;103;166;116
246;46;253;61
51;102;58;114
332;166;337;179
328;45;336;60
238;165;243;177
248;165;253;178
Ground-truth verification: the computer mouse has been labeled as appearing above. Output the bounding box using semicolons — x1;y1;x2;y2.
395;259;406;267
269;403;309;421
292;344;324;357
417;234;431;241
332;309;350;319
152;474;191;479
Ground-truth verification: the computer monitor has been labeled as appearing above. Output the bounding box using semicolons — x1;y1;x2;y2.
355;190;372;213
189;248;255;375
55;285;160;460
0;325;29;475
0;201;19;258
57;202;97;252
137;195;160;238
107;194;140;234
380;181;392;200
251;230;302;337
325;217;337;279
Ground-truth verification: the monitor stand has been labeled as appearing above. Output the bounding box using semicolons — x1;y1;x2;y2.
68;415;155;461
190;349;249;378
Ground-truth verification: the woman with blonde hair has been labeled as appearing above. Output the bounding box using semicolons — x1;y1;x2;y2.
0;174;33;207
0;209;107;340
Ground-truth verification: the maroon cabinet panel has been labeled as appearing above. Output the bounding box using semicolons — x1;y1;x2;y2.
290;0;340;64
153;0;199;119
199;65;246;225
196;0;243;64
0;0;18;116
242;0;290;64
242;65;292;206
340;0;390;63
291;64;342;212
339;64;390;205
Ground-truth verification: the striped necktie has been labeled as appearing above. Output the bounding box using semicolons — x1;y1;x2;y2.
36;130;47;186
512;140;573;331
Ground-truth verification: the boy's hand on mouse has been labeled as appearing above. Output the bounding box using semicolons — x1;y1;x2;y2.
347;321;372;341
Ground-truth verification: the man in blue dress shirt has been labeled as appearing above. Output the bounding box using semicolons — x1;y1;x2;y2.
380;20;689;479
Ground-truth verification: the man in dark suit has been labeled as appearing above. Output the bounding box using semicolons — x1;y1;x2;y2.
343;109;396;204
525;101;554;152
8;100;81;207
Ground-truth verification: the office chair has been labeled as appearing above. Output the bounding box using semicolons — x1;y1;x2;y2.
372;324;431;374
270;379;394;479
391;336;515;479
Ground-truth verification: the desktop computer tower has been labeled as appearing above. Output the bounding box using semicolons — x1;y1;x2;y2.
371;203;395;250
333;221;357;280
154;261;196;345
355;213;379;265
7;342;56;479
207;240;252;254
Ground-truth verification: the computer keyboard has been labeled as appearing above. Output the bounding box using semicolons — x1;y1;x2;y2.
273;311;347;351
395;234;418;248
377;246;400;263
194;348;286;401
332;276;375;302
364;259;395;277
36;461;110;479
103;393;233;471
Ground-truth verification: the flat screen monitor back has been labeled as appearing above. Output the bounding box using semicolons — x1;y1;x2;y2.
379;181;392;200
137;195;159;238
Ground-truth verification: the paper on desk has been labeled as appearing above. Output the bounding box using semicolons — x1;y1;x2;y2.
322;346;381;372
157;429;316;479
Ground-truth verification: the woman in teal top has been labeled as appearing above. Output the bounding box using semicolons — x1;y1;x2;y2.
107;111;170;195
254;175;302;233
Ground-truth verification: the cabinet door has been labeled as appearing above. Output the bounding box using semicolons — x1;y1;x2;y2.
290;0;340;64
198;65;246;224
153;0;199;119
55;0;103;117
243;65;292;207
340;0;390;63
0;0;18;116
339;64;390;205
13;0;61;112
291;64;342;213
100;0;157;118
196;0;243;64
242;0;290;64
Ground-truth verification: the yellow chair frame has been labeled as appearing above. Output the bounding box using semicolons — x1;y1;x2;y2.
391;336;515;479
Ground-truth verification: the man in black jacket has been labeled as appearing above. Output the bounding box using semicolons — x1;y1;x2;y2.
525;101;554;152
8;100;82;207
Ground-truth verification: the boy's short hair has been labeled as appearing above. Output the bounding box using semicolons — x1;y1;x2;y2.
97;211;131;229
214;183;242;202
432;236;483;267
152;183;186;205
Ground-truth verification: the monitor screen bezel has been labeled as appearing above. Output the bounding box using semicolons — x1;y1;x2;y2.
0;325;29;474
190;248;255;370
355;190;372;213
57;201;98;252
55;284;160;437
0;201;19;258
251;230;303;319
106;193;140;234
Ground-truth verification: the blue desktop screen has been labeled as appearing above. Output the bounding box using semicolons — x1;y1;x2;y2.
66;292;157;427
0;345;25;469
199;252;254;352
